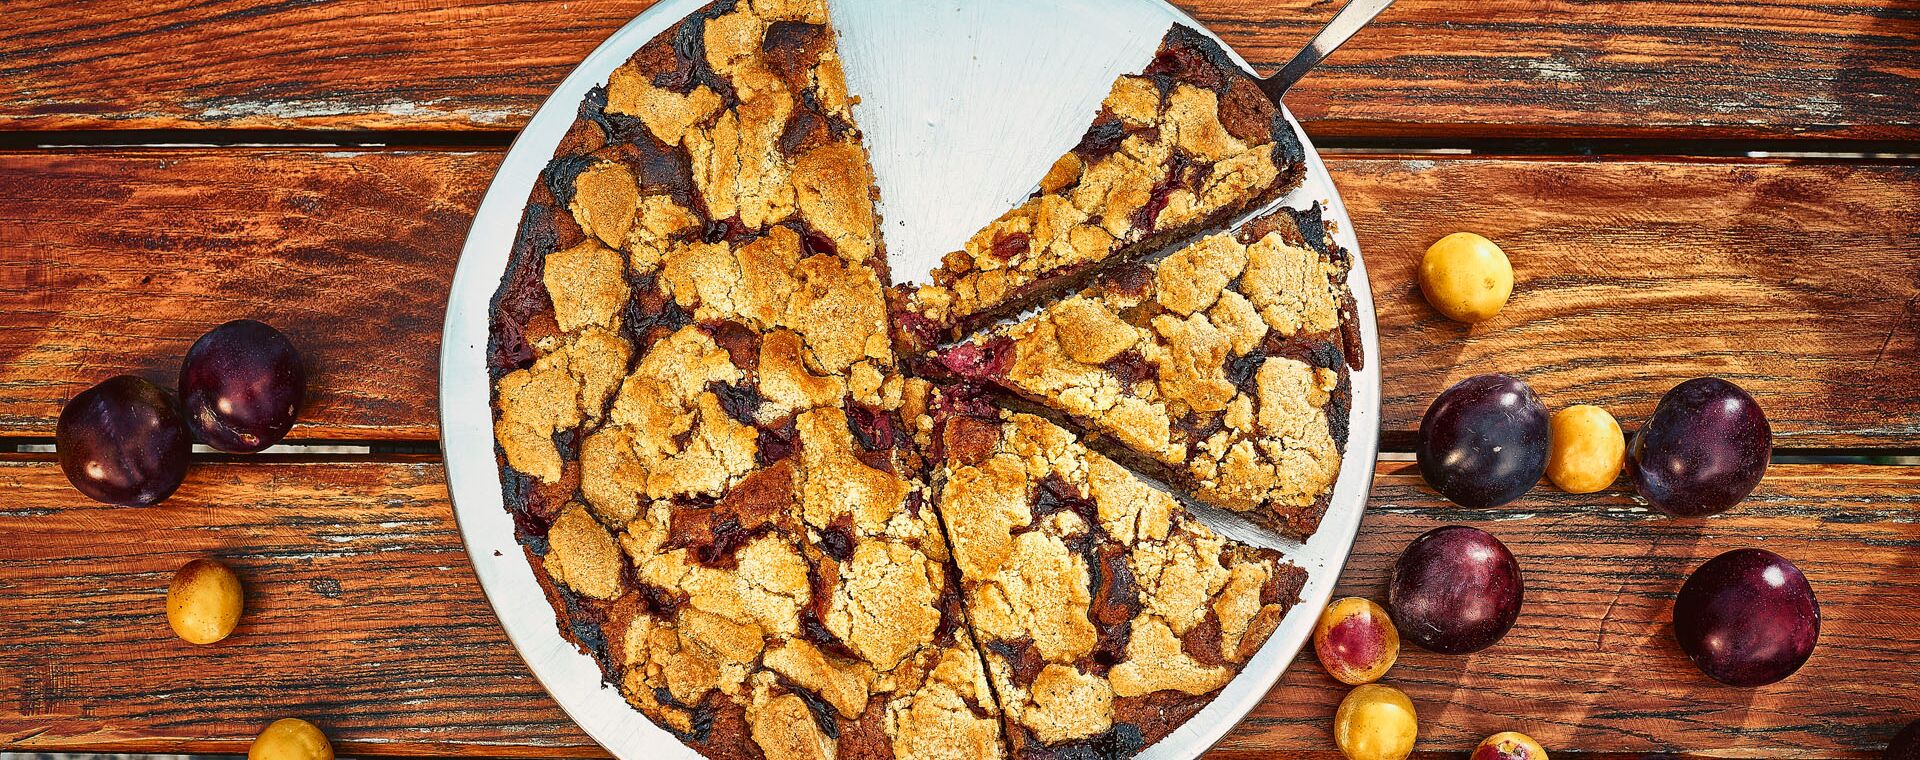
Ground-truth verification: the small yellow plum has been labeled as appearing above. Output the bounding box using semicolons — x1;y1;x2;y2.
1418;232;1513;323
1334;684;1418;760
1546;405;1625;493
248;718;333;760
166;558;243;644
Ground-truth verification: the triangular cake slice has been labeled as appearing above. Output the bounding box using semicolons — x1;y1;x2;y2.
891;25;1307;353
935;205;1357;539
926;393;1307;758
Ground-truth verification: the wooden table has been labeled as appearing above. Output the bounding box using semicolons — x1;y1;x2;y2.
2;1;1916;758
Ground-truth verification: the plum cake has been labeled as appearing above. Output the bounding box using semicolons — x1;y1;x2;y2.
890;25;1306;353
487;2;1342;758
926;392;1307;757
933;205;1359;539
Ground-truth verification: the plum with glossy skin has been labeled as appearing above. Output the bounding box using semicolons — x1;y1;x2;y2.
1315;597;1400;685
1417;374;1549;508
1674;548;1818;687
56;375;192;506
1390;526;1524;654
1334;684;1418;760
1626;377;1770;517
180;320;307;452
1886;720;1920;760
1474;732;1548;760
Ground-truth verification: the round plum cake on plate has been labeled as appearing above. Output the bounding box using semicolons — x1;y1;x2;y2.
438;0;1382;758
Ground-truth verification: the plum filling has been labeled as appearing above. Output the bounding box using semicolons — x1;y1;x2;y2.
846;403;896;452
1225;353;1263;396
796;223;840;260
1100;349;1157;387
937;336;1016;381
800;562;861;661
1142;27;1229;92
1030;474;1098;526
623;275;694;348
891;306;947;354
635;582;687;619
1025;723;1146;760
1102;263;1155;299
932;562;965;647
1073;115;1131;162
702;215;750;244
489;205;562;373
985;638;1047;686
756;417;800;465
818;515;855;563
990;231;1032;261
1081;543;1136;674
1128;149;1197;233
705;321;761;373
789;683;843;739
710;382;762;426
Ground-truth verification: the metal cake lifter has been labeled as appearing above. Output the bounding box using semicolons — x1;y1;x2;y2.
1259;0;1396;102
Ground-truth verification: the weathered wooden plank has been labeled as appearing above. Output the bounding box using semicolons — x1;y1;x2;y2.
2;149;1915;446
1338;155;1920;449
0;0;1914;140
0;149;496;441
0;459;1913;757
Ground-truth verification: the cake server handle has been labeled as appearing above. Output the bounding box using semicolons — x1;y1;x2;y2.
1257;0;1396;103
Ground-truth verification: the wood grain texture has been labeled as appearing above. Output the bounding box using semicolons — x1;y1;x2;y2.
0;0;1914;140
2;149;1915;446
1339;155;1920;450
0;149;495;441
0;458;1913;757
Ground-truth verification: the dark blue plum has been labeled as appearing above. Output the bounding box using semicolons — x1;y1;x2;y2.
179;319;306;453
1416;374;1549;508
56;376;192;506
1389;526;1524;654
1627;377;1770;517
1674;548;1819;687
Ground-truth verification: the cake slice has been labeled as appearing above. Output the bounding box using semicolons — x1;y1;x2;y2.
925;394;1307;758
596;392;1006;760
892;24;1306;353
934;205;1356;539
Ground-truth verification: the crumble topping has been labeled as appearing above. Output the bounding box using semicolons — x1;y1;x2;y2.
938;206;1354;538
489;5;1335;757
891;28;1304;350
928;406;1305;754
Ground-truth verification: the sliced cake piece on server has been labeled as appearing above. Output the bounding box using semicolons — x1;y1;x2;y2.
891;25;1306;354
921;391;1307;758
935;205;1358;540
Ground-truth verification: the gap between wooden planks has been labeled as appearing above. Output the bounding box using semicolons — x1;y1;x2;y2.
0;149;1914;447
0;0;1914;140
0;457;1912;757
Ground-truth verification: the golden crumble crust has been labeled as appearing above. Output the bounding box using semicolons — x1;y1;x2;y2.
890;27;1304;352
492;6;1333;758
929;406;1305;756
938;204;1355;539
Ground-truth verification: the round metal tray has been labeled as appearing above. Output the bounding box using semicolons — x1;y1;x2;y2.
439;1;1381;757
